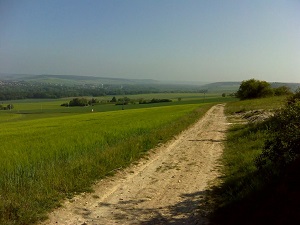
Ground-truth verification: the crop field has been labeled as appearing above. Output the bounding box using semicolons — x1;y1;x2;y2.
0;93;235;224
1;93;235;122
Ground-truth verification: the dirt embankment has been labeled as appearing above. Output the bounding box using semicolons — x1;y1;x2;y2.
43;104;228;225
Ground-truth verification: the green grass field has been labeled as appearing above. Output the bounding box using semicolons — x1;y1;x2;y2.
0;93;235;122
0;93;234;225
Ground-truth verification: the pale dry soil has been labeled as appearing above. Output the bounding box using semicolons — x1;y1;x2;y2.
43;104;228;225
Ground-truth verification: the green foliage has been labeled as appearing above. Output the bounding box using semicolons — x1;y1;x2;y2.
273;85;292;96
88;98;99;105
69;98;88;106
115;97;131;105
255;91;300;171
286;88;300;105
139;98;172;104
236;79;274;100
7;104;14;110
60;102;69;107
110;96;117;102
0;104;14;110
222;93;226;97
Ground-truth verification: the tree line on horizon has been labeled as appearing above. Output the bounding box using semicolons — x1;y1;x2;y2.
0;81;204;101
60;96;173;107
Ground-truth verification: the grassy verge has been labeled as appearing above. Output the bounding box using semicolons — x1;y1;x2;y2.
210;96;296;225
0;103;214;225
221;96;289;202
224;95;286;114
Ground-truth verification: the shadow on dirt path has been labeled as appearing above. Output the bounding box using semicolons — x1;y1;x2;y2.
73;190;213;225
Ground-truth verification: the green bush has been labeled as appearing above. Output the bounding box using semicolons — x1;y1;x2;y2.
286;88;300;105
274;85;292;96
255;91;300;171
236;79;273;100
69;98;89;106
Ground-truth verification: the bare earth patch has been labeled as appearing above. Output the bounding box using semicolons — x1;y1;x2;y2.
43;104;228;225
228;109;274;125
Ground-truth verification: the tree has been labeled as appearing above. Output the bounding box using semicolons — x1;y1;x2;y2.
274;86;292;96
115;97;131;106
88;98;99;105
69;98;88;106
222;93;226;97
110;96;117;102
236;79;274;100
7;104;14;110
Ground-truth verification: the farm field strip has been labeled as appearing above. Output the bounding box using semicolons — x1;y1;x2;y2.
2;104;197;165
1;94;235;122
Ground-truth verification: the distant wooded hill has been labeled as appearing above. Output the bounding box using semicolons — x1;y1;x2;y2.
0;74;299;100
0;73;160;85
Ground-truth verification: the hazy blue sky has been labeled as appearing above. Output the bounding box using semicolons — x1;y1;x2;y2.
1;0;299;82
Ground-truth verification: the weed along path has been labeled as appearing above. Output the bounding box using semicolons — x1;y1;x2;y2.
43;104;227;225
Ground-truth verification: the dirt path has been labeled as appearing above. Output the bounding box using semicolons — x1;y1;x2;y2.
43;104;227;225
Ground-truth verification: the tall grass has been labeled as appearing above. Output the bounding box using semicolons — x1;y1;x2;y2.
217;123;269;202
221;96;286;198
0;113;22;122
210;96;288;225
0;103;213;225
225;95;285;115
